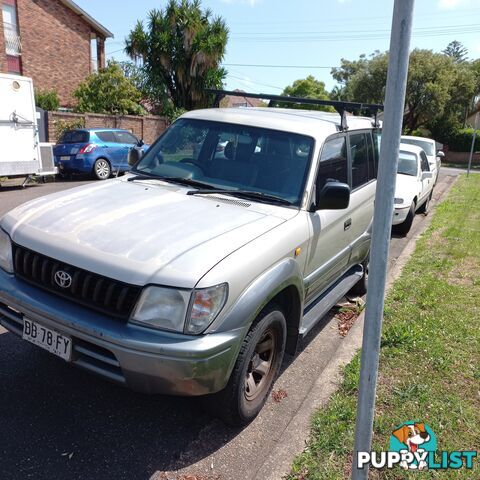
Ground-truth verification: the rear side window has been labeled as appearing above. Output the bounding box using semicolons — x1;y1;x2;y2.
115;131;138;144
96;131;116;142
420;151;430;171
349;131;376;189
58;130;89;144
318;136;348;189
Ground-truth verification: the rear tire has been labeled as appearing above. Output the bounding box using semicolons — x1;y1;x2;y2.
206;306;287;426
93;158;111;180
394;201;415;236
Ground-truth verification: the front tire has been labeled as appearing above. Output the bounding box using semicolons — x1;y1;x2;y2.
207;307;287;426
394;201;415;236
93;158;111;180
418;191;432;214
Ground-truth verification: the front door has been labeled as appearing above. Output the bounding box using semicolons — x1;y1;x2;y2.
304;134;352;304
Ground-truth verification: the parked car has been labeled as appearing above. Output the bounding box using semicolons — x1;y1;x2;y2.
393;144;434;235
400;135;444;184
0;102;381;425
53;128;148;180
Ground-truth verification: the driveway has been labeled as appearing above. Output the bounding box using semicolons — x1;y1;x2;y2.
0;169;461;480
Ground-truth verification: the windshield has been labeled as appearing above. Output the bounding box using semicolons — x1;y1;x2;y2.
133;118;315;206
58;130;90;144
401;138;434;156
398;151;418;176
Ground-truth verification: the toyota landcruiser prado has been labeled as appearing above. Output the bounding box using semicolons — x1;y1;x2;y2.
0;92;382;425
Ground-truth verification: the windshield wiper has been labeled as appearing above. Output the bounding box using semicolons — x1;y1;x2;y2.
187;189;293;206
127;174;216;190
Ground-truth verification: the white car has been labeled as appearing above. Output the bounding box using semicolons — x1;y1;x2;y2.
401;135;444;184
393;144;434;235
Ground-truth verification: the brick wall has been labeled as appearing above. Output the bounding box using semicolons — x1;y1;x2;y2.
47;111;169;144
0;7;6;72
15;0;102;106
445;151;480;165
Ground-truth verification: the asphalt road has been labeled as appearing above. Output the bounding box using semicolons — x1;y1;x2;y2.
0;169;461;480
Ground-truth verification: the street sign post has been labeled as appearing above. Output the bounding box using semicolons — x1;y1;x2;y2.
351;1;415;478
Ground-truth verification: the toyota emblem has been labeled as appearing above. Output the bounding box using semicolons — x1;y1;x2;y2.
54;270;72;288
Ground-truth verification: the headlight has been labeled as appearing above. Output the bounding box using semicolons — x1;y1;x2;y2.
0;229;13;273
394;198;404;205
131;286;191;332
130;283;228;334
186;283;228;334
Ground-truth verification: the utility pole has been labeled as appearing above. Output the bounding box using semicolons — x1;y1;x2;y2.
351;1;415;479
467;112;478;177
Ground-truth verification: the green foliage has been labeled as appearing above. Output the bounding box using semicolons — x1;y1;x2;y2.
125;0;228;111
445;128;480;152
74;61;144;115
34;89;60;111
279;76;334;112
54;118;85;141
443;40;468;63
331;49;477;135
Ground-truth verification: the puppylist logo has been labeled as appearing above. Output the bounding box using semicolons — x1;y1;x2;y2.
357;421;477;471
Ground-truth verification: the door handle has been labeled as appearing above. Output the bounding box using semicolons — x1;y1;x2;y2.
344;218;352;231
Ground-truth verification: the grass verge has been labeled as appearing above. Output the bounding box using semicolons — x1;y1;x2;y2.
288;175;480;479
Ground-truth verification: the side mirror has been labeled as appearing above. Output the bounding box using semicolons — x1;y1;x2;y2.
421;171;433;180
137;139;145;147
436;151;445;158
128;147;143;166
315;182;350;210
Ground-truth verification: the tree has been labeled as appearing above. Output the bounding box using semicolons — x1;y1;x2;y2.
74;61;144;115
34;89;60;111
329;49;477;134
443;40;468;63
125;0;228;112
280;76;334;111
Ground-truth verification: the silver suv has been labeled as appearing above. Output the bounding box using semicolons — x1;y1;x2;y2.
0;92;381;425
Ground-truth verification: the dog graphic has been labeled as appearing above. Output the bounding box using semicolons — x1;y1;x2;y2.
392;423;430;470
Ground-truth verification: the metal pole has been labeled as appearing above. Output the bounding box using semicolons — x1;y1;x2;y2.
351;1;415;478
467;113;478;177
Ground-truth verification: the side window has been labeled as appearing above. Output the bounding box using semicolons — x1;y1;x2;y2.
96;131;116;143
317;136;348;190
349;132;370;189
366;132;376;180
420;151;430;171
115;131;139;145
373;130;381;178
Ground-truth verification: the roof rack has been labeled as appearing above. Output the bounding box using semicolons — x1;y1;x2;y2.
206;89;384;131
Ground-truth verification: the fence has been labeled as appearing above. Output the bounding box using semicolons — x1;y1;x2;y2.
46;111;169;144
445;151;480;165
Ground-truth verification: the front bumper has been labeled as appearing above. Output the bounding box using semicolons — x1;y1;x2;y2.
0;270;245;395
392;205;411;225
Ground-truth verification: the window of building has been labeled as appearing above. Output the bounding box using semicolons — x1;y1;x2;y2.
2;1;21;59
90;38;98;72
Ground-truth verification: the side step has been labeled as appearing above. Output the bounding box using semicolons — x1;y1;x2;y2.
299;265;364;337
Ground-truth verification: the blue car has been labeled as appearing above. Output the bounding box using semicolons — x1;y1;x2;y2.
53;129;148;180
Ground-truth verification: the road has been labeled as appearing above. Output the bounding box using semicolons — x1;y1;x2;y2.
0;169;460;480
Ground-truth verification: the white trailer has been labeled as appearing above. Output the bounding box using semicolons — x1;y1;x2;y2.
0;73;56;184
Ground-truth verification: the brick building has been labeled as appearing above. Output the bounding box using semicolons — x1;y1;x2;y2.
0;0;113;106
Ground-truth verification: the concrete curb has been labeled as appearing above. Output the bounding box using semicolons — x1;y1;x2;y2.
253;175;458;480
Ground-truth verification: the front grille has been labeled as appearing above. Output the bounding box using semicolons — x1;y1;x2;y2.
12;244;141;319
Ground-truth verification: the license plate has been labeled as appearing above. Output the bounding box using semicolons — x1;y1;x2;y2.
60;156;70;161
22;318;72;361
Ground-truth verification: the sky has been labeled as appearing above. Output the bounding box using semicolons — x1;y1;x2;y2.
75;0;480;94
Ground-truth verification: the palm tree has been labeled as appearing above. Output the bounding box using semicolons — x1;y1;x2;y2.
125;0;228;111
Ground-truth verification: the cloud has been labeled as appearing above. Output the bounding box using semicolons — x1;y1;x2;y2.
438;0;470;9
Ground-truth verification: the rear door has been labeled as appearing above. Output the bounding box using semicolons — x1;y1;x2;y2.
304;134;352;303
114;131;140;170
95;131;121;169
346;130;377;265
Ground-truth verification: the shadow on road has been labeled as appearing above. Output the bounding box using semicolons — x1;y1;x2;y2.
0;331;243;480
